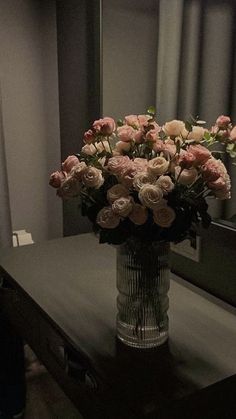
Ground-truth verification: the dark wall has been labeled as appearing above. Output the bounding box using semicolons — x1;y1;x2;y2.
56;0;101;236
171;222;236;307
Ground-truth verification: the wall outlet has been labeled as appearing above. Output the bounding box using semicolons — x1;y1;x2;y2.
171;235;201;262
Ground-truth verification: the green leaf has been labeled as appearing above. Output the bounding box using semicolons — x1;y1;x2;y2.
147;106;156;116
203;131;211;141
117;119;123;127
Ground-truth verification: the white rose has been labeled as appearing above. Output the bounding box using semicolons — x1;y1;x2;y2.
129;204;148;225
153;206;176;228
163;120;186;137
81;144;97;155
114;141;131;154
82;166;104;189
133;171;156;191
156;175;174;194
187;126;206;142
148;157;169;176
138;184;163;209
107;184;130;203
112;196;133;217
175;167;198;185
96;207;120;229
70;162;87;180
96;140;111;153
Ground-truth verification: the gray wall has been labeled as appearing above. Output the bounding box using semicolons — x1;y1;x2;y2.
0;0;62;242
102;0;158;119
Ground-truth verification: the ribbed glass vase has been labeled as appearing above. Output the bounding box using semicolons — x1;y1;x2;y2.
116;240;170;349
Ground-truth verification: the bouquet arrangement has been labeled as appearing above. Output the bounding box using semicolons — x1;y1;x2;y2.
49;108;235;245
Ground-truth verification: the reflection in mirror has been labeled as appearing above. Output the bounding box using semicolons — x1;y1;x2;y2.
102;0;236;227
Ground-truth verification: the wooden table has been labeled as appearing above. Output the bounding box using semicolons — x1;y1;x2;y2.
0;233;236;418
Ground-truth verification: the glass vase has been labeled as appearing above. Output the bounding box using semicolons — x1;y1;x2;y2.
116;240;170;349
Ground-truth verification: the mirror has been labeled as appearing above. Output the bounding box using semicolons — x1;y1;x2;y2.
102;0;236;228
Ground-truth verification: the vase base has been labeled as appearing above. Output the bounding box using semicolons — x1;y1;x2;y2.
117;320;168;349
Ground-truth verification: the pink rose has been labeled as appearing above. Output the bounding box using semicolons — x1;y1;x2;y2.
134;129;143;143
70;162;87;180
147;157;169;176
124;115;139;127
119;164;137;188
133;172;156;191
153;140;164;153
145;128;160;142
230;126;236;142
208;177;227;191
112;196;133;217
133;158;148;171
162;143;177;158
62;155;79;173
138;114;151;126
96;207;120;229
179;151;196;169
187;144;211;166
156;175;174;194
107;184;130;203
49;171;66;188
129;204;148;225
83;129;95;144
117;125;135;142
57;176;80;199
107;155;131;176
202;158;222;182
92;117;115;135
138;184;163;209
153;205;176;228
82;167;104;189
216;115;231;130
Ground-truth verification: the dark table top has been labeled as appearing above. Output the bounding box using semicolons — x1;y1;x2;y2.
0;233;236;417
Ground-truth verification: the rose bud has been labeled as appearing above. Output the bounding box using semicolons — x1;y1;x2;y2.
62;155;79;173
49;171;66;188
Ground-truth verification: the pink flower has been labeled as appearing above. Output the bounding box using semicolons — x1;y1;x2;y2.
153;205;176;228
156;175;174;194
208;177;226;191
49;171;66;188
119;164;137;188
129;204;148;225
216;115;231;130
133;158;148;172
62;155;79;173
112;196;133;217
162;143;177;158
187;144;211;166
153;140;164;153
107;155;131;176
202;158;222;182
117;125;135;142
124;114;139;127
138;114;151;127
145;128;160;142
230;126;236;142
96;207;120;229
57;176;80;199
134;129;143;143
179;151;196;169
92;117;115;135
83;129;95;144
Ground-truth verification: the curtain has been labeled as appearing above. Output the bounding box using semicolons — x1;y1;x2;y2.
0;86;12;248
156;0;236;221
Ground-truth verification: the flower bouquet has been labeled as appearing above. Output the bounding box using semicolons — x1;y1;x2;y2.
50;108;234;348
